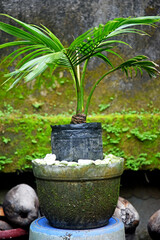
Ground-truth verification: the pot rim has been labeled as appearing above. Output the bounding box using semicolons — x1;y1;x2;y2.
51;122;102;131
32;159;124;181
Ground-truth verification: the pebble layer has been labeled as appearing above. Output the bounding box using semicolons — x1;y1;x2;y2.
33;153;123;167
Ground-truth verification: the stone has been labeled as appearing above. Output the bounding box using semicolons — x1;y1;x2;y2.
0;220;13;230
147;209;160;240
114;196;139;234
3;184;39;227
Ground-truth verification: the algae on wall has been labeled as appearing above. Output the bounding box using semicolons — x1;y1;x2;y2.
0;114;159;173
0;1;159;172
0;0;160;115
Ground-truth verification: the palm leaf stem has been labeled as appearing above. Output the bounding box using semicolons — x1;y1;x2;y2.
84;67;117;116
65;53;82;114
69;40;95;64
80;58;89;113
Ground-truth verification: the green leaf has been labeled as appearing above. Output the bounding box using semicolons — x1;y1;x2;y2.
1;14;64;51
0;40;32;49
117;55;159;78
95;53;114;68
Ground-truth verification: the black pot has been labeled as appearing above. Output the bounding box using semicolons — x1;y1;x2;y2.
51;122;103;162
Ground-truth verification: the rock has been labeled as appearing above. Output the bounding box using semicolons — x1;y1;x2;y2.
0;220;13;230
114;196;139;234
147;209;160;240
3;184;39;227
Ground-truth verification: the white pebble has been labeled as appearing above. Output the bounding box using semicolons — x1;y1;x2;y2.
44;153;56;161
78;159;94;165
94;159;102;165
33;159;45;165
54;160;60;165
33;154;123;167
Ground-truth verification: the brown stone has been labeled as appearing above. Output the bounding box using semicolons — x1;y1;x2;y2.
147;209;160;240
114;196;139;234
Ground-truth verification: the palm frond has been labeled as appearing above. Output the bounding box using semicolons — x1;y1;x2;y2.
0;14;160;96
94;53;114;68
0;14;68;87
0;14;64;52
37;24;64;50
16;48;52;68
67;16;160;66
0;40;32;49
4;51;71;88
117;55;159;78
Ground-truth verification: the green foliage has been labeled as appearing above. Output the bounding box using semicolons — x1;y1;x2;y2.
32;102;44;109
101;114;160;171
131;128;158;141
155;153;160;158
125;153;152;171
2;136;11;144
0;156;12;171
3;102;14;113
0;111;4;117
0;15;160;118
99;104;111;112
25;152;46;161
3;102;21;115
105;147;125;158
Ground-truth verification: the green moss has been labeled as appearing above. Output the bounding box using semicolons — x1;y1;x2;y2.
1;57;160;117
0;114;159;172
0;55;160;172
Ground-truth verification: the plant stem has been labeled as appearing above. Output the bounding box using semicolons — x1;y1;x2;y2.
73;67;82;114
66;53;82;114
80;59;89;113
84;67;118;116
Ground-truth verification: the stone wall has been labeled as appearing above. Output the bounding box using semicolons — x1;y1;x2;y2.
0;0;160;114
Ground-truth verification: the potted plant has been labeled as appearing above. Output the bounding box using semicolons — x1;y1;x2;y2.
0;15;160;161
0;15;160;229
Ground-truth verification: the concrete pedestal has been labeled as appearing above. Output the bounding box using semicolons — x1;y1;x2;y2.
29;216;125;240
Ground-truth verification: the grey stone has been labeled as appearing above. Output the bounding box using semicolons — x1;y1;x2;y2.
3;184;39;227
0;220;13;230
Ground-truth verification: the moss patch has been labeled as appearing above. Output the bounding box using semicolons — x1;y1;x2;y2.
0;114;159;172
0;56;160;117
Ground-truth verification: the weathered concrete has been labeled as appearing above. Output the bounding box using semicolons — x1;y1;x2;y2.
0;0;160;115
0;0;159;60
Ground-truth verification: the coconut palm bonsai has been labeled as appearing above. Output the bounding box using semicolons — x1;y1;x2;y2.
0;15;159;124
0;14;159;161
0;15;160;229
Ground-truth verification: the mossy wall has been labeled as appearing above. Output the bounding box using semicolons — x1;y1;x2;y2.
0;1;160;173
0;0;160;116
0;114;159;173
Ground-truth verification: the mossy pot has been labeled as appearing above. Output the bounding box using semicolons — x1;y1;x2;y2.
32;159;124;229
